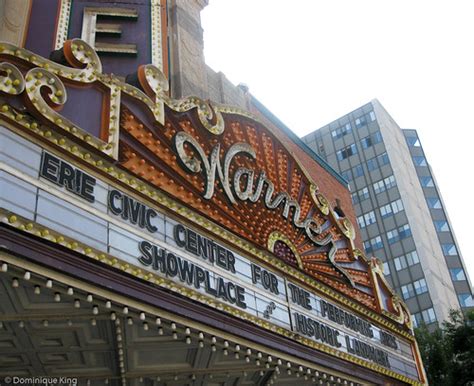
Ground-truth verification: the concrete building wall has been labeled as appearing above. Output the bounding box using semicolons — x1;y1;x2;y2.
301;99;467;325
402;128;473;311
372;101;459;323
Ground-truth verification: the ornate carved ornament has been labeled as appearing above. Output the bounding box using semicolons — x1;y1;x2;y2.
0;39;411;330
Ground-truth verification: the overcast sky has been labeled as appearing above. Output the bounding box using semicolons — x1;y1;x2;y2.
201;0;474;284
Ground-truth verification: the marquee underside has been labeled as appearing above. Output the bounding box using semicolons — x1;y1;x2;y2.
0;227;369;386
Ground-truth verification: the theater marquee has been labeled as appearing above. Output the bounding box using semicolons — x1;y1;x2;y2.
0;38;425;384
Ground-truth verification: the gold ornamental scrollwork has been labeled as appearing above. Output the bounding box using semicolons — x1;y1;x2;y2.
0;38;250;161
0;62;24;95
0;38;415;332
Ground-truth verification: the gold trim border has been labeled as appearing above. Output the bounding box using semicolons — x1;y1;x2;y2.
150;0;163;71
0;210;424;386
0;115;415;340
54;0;72;50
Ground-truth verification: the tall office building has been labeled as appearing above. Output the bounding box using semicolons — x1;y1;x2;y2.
301;99;473;326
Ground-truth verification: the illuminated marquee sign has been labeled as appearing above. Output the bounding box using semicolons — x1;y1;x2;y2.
0;39;413;329
0;38;424;383
0;144;419;379
174;131;334;251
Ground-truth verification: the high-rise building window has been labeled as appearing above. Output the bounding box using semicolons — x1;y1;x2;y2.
357;211;376;228
372;236;383;250
361;131;382;149
373;175;397;194
369;111;376;121
364;211;376;226
394;255;407;271
383;262;391;276
381;199;404;217
406;250;420;265
355;116;367;128
365;236;383;254
331;123;352;139
337;143;358;160
420;176;434;187
353;164;364;178
363;240;372;254
442;243;458;256
351;192;359;204
427;197;442;209
414;278;428;295
413;156;427;166
367;158;377;171
458;294;474;308
384;175;396;189
392;199;404;213
377;152;390;166
394;250;419;271
450;268;466;281
401;283;415;299
358;187;369;201
422;308;437;324
412;312;422;328
406;136;421;147
387;224;411;244
434;220;449;232
373;180;385;194
398;224;411;239
380;203;393;218
387;229;400;244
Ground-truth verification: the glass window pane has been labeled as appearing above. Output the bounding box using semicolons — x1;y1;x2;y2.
402;284;414;299
353;164;364;178
427;198;442;209
458;294;474;308
351;192;359;204
364;211;376;225
367;158;377;171
383;262;390;276
359;187;369;201
434;221;449;232
384;175;396;189
450;268;466;281
406;136;421;147
399;224;411;239
371;236;383;250
394;256;407;271
413;156;427;166
420;176;434;187
422;308;437;323
442;243;457;256
378;152;389;166
387;229;399;244
364;241;372;254
414;278;428;294
406;251;419;265
380;203;393;218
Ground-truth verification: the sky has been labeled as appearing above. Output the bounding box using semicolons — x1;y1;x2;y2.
201;0;474;284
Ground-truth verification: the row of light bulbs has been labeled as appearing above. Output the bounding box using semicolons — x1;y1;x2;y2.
1;261;359;386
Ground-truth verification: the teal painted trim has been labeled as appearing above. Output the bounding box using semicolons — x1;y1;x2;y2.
250;96;349;188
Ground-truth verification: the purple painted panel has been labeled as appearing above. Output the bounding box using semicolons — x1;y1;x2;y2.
25;0;60;56
67;0;152;76
61;84;105;139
